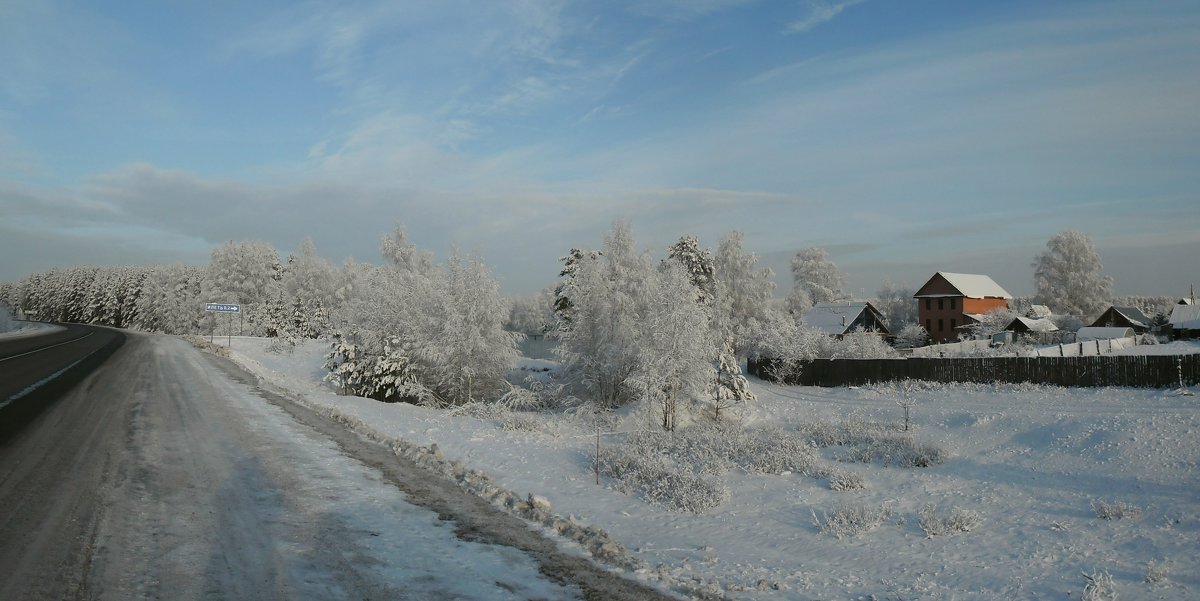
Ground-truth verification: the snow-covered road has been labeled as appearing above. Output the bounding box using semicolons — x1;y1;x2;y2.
0;333;665;600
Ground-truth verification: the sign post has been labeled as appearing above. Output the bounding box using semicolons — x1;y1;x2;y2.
205;303;242;347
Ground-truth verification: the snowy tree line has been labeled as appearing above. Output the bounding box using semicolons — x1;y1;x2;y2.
0;224;1145;423
0;238;336;339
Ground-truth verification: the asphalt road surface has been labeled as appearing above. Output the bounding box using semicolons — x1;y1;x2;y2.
0;331;676;601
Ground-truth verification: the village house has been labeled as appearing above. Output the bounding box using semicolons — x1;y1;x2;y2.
1089;305;1152;334
801;301;889;338
913;272;1012;344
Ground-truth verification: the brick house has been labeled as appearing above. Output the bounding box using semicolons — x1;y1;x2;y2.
913;272;1012;343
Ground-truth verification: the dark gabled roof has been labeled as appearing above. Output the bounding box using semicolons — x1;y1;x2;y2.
1092;306;1151;329
913;272;1012;299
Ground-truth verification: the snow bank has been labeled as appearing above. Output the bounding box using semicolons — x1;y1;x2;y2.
223;337;1200;600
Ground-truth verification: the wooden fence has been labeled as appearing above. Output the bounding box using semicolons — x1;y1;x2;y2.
747;354;1200;388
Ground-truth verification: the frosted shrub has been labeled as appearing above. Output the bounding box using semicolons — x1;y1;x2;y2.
818;467;866;491
917;504;982;536
597;442;729;513
1092;499;1142;520
812;503;890;539
732;427;818;475
596;423;865;512
1080;569;1117;601
796;416;948;468
843;433;948;467
1144;559;1169;584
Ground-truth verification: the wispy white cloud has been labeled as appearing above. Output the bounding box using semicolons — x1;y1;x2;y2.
786;0;865;34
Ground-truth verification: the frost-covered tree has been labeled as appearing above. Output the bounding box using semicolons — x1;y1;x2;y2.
875;280;918;328
555;222;653;408
282;237;338;333
784;286;812;319
203;240;283;335
135;264;206;334
409;252;521;405
626;261;716;431
380;225;433;276
894;323;930;349
326;232;518;406
664;235;716;306
1033;230;1113;319
712;231;775;356
791;247;848;306
506;287;556;335
711;338;754;418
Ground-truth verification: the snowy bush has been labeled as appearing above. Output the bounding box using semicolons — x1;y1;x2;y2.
1092;499;1142;520
842;432;948;467
812;503;890;539
597;439;729;513
794;415;948;468
595;423;863;511
447;402;543;432
1144;559;1169;584
917;504;982;536
1080;569;1117;601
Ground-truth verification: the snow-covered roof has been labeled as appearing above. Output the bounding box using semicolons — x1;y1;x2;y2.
916;272;1013;299
1076;326;1134;341
801;302;879;335
1169;304;1200;329
1008;316;1059;332
1027;305;1053;319
1110;306;1151;328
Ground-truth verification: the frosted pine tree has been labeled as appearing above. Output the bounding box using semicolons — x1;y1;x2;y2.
712;338;754;418
553;247;600;329
664;235;715;306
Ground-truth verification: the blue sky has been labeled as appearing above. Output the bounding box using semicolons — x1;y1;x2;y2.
2;0;1197;297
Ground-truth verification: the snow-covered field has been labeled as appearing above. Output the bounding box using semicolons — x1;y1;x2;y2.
226;337;1199;600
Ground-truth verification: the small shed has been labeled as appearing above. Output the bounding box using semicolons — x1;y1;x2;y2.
801;302;889;337
1075;326;1134;342
1090;306;1152;333
1005;316;1060;344
1007;316;1058;334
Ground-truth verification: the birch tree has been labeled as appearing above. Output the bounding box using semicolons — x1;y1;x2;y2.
1033;230;1113;319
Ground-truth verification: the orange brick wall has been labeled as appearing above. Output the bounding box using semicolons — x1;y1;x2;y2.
963;297;1009;314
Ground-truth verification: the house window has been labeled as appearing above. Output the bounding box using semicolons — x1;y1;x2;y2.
938;298;944;310
925;299;931;310
926;319;931;332
938;318;944;332
951;318;957;331
950;298;957;310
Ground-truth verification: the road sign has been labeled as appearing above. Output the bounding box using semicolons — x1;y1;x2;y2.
205;303;241;313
